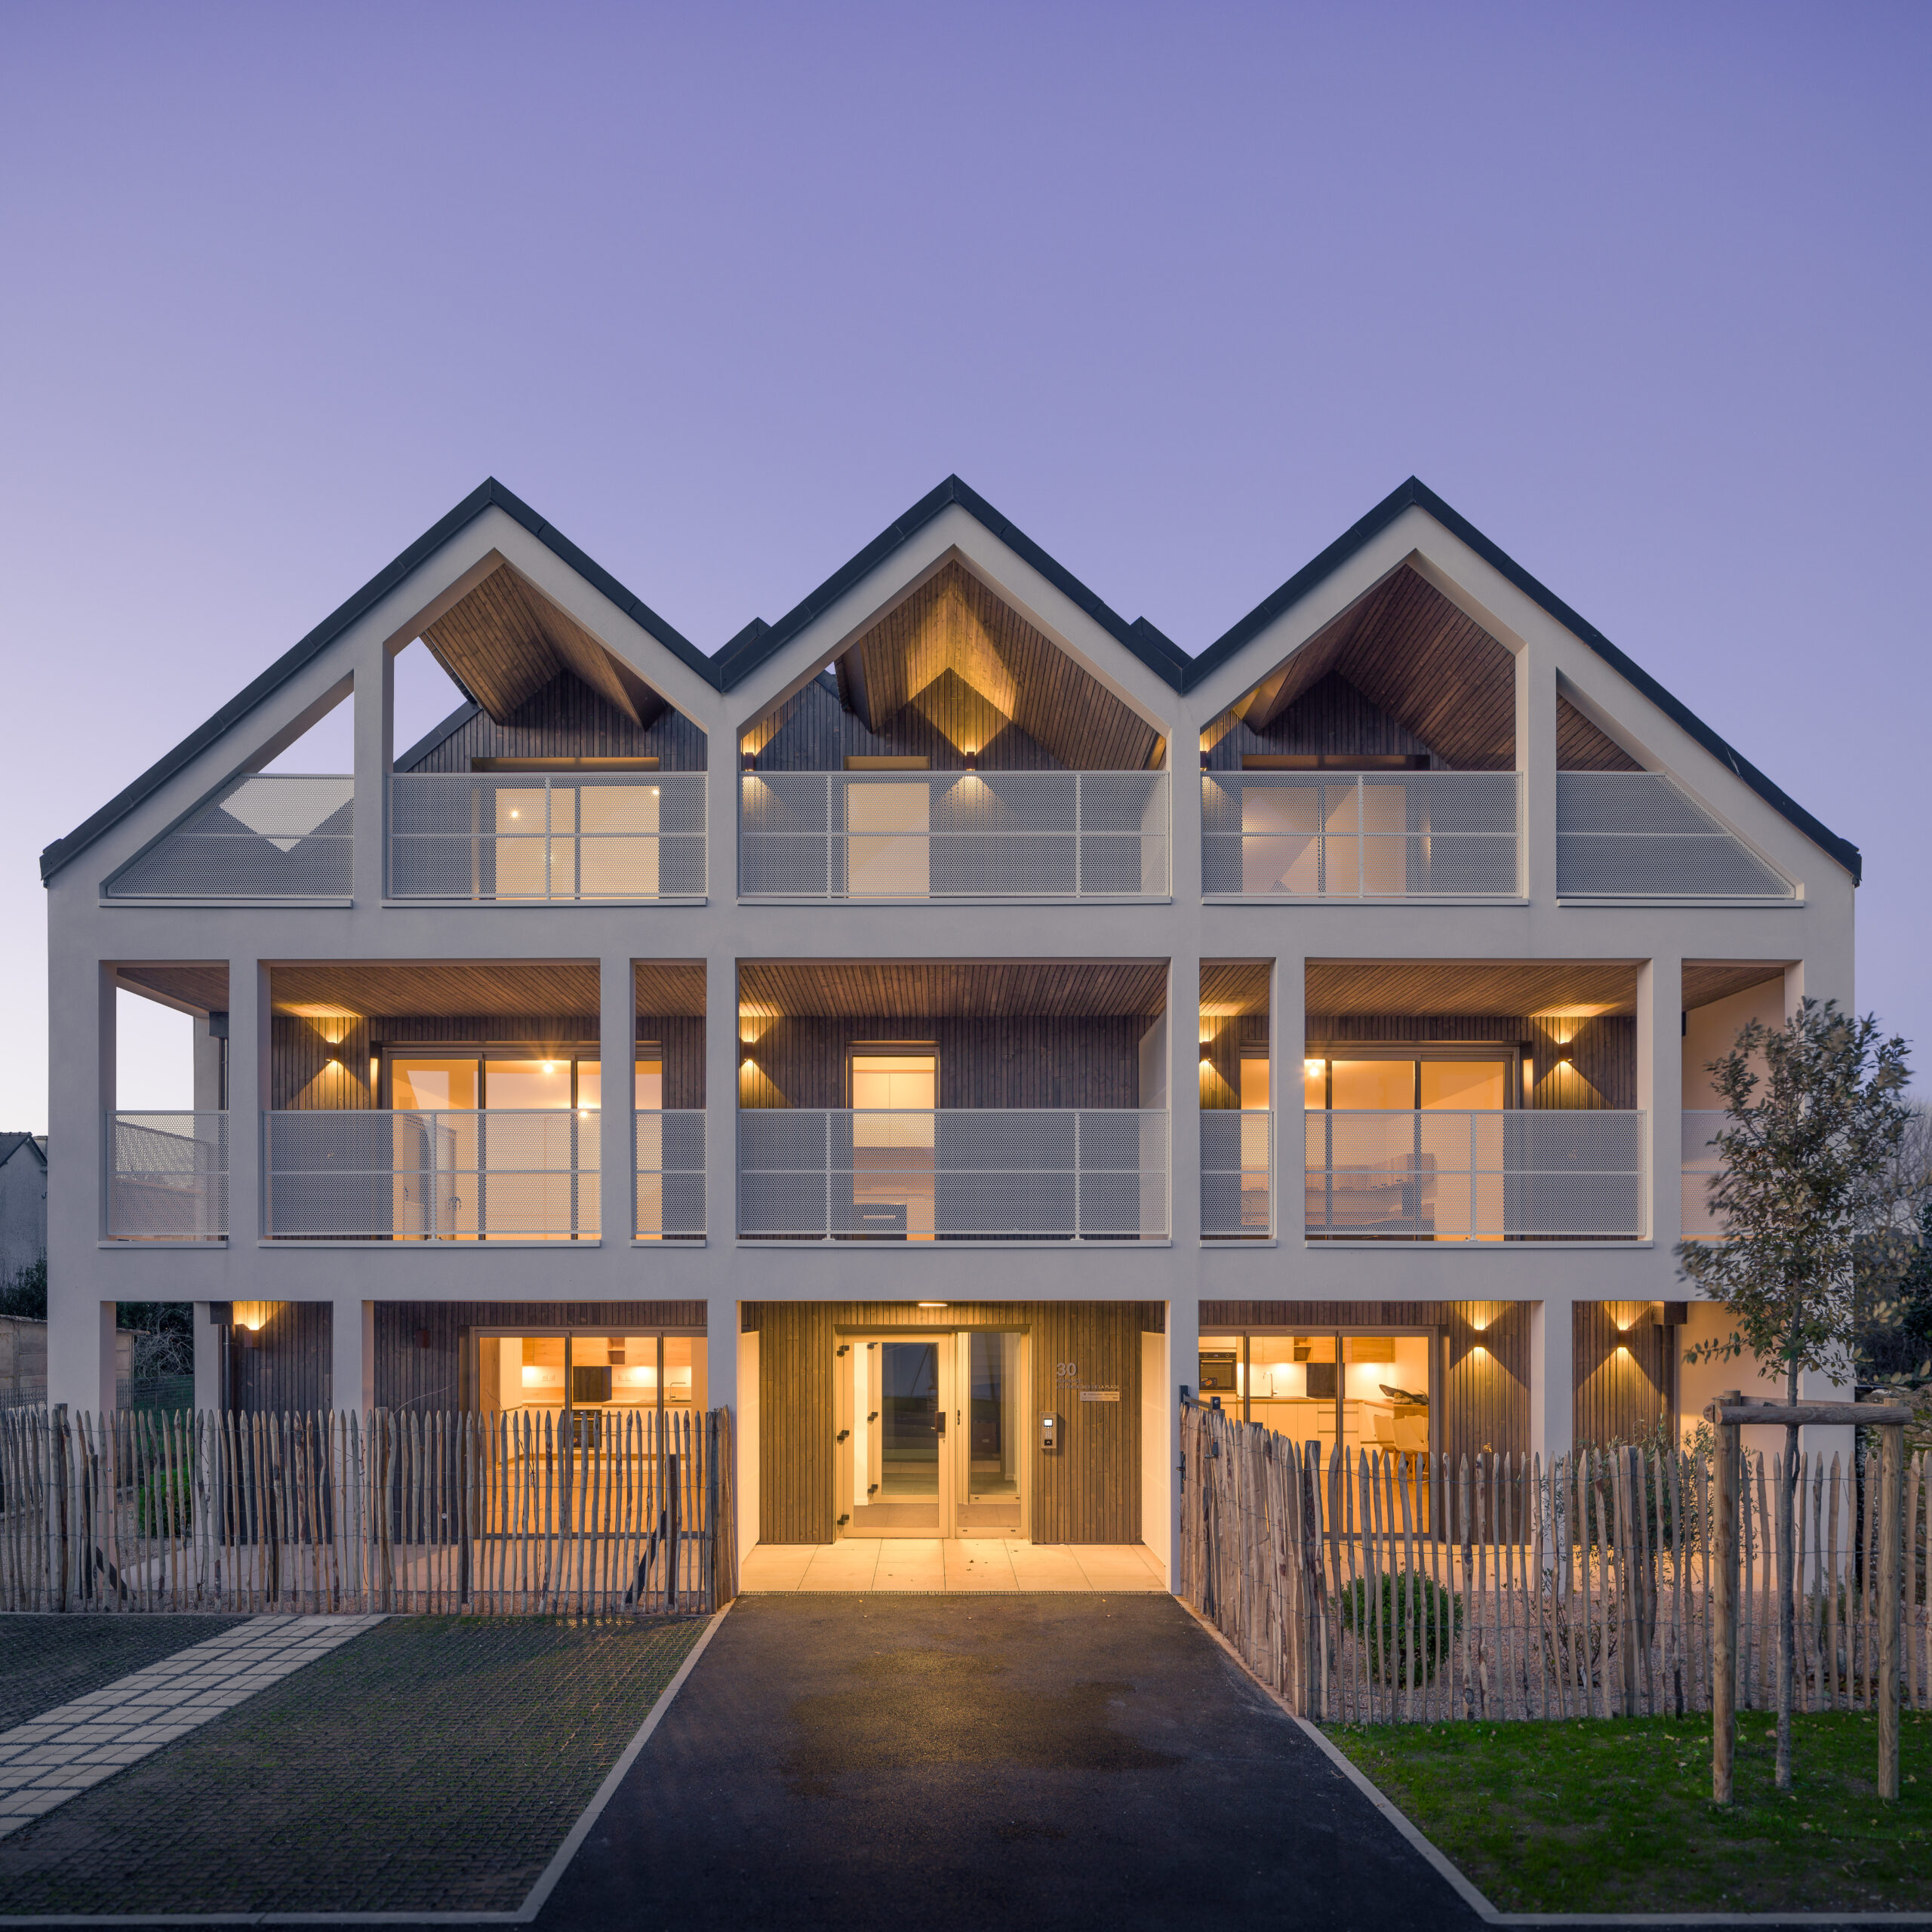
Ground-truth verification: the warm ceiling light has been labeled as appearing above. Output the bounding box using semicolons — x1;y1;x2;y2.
917;1301;947;1309
542;1061;556;1074
1305;1060;1324;1078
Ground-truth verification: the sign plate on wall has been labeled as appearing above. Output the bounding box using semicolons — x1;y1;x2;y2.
1079;1388;1120;1403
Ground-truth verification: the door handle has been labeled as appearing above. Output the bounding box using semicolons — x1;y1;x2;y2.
934;1411;946;1436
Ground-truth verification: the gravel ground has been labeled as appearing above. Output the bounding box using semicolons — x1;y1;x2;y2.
0;1613;709;1916
0;1615;248;1736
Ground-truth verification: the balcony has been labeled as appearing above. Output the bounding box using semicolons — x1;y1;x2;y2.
389;771;706;902
737;1109;1170;1241
739;770;1170;900
1201;771;1520;899
1556;773;1793;899
1304;1109;1646;1240
635;1111;707;1241
106;1112;229;1241
104;775;353;900
264;1110;599;1241
1201;1110;1274;1238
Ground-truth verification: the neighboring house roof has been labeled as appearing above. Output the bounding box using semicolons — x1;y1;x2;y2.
0;1135;47;1171
38;474;1861;884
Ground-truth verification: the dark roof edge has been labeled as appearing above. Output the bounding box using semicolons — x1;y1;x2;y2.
1190;476;1862;884
41;478;712;882
712;475;1189;692
394;702;483;774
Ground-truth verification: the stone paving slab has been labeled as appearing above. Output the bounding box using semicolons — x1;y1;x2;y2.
0;1616;248;1737
0;1614;380;1838
0;1614;710;1918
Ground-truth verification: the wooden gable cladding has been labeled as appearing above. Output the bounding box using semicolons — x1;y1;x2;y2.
1204;671;1439;771
1573;1301;1669;1447
1198;1300;1531;1467
403;671;706;772
737;959;1168;1021
421;558;668;730
835;561;1162;772
1235;565;1515;771
743;1300;1144;1545
1304;958;1639;1018
749;669;1062;772
1556;694;1641;772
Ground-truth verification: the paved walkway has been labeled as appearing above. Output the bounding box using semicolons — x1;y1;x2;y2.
542;1592;1478;1932
740;1538;1168;1592
0;1615;377;1839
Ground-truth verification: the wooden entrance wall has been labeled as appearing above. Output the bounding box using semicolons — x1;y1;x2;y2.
743;1300;1158;1545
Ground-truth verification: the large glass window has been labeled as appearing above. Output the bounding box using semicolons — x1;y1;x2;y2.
1200;1328;1435;1461
1306;1052;1515;1110
385;1050;663;1112
477;1330;706;1417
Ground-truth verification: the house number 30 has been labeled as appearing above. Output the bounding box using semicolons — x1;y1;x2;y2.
1055;1361;1078;1382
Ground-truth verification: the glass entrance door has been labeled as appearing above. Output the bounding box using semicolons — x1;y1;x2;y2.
838;1331;1027;1538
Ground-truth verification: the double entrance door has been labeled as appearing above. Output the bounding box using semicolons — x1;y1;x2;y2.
836;1331;1026;1538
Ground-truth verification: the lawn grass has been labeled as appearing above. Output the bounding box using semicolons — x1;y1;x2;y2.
1329;1709;1932;1915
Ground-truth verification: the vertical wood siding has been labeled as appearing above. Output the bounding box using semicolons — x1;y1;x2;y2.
226;1302;332;1413
1572;1300;1669;1446
743;1300;1146;1545
1204;671;1441;770
749;672;1063;771
738;1017;1147;1110
401;670;707;771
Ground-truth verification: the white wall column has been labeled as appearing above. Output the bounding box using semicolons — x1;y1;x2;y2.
331;1298;373;1414
351;645;393;907
1171;951;1203;1251
48;967;117;1414
1531;1298;1573;1463
193;1303;221;1413
706;949;737;1247
1167;1294;1199;1583
1515;644;1557;903
229;960;269;1247
1638;955;1682;1248
1272;951;1305;1244
1783;961;1807;1023
598;953;635;1244
706;1294;738;1418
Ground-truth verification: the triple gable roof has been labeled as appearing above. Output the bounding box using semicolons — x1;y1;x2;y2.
39;474;1860;882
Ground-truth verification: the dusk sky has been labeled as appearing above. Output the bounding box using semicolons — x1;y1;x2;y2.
2;3;1927;1128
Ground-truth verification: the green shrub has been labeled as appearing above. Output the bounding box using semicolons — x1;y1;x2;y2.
1340;1569;1462;1684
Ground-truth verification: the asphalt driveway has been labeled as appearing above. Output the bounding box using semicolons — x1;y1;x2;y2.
543;1592;1475;1932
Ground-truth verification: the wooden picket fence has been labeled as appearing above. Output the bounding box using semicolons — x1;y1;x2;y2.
0;1405;736;1616
1180;1399;1932;1723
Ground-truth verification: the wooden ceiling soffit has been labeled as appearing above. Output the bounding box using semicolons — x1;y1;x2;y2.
116;964;230;1013
420;560;668;731
1199;961;1272;1016
737;958;1170;1020
1305;958;1641;1018
633;961;709;1017
838;561;1161;771
1681;962;1790;1011
1238;565;1517;771
267;961;601;1020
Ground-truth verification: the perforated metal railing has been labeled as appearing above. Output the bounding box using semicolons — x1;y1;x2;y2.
104;775;353;899
1201;1110;1274;1238
265;1111;598;1240
1681;1109;1725;1238
635;1111;706;1240
1201;771;1520;897
739;771;1170;899
389;772;706;900
106;1113;229;1241
1555;772;1793;897
737;1109;1170;1239
1303;1109;1646;1239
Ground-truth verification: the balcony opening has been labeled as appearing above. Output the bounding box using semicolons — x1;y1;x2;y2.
106;963;229;1242
1680;961;1789;1238
739;556;1169;899
1201;561;1519;898
736;958;1169;1241
1200;961;1273;1241
1303;959;1644;1241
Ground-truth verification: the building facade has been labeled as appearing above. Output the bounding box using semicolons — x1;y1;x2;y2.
42;475;1860;1583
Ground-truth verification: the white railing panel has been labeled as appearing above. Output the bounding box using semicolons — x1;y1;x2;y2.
1201;771;1519;898
265;1110;598;1240
389;772;707;901
737;1108;1168;1239
1303;1109;1645;1238
1681;1109;1726;1238
107;1113;229;1240
1201;1110;1273;1238
1556;772;1793;898
738;771;1170;900
105;776;352;899
635;1110;706;1240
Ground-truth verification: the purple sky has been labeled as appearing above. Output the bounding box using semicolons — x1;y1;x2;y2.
3;3;1927;1127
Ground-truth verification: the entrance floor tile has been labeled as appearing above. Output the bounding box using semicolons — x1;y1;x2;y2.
740;1540;1165;1592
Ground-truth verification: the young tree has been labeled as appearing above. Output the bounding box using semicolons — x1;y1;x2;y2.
1678;998;1916;1790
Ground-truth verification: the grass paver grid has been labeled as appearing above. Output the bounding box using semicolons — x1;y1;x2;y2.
1331;1708;1932;1915
0;1616;248;1736
0;1614;709;1917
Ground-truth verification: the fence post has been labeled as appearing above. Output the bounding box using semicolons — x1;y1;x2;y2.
1880;1420;1903;1801
1712;1394;1740;1804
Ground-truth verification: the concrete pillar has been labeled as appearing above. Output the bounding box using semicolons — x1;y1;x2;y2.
1531;1298;1573;1463
1170;951;1203;1250
1273;951;1306;1244
736;1325;760;1552
1783;960;1807;1024
1638;955;1683;1247
599;953;635;1244
1515;645;1557;903
351;645;393;906
706;949;737;1246
192;1011;226;1111
332;1298;373;1414
48;968;118;1414
229;960;269;1246
706;1293;738;1418
193;1303;222;1413
1167;1294;1200;1585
